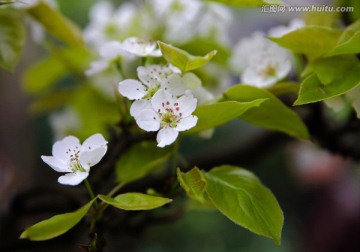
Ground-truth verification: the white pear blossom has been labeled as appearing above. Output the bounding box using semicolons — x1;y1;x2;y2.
86;38;161;76
49;107;81;140
231;32;292;88
121;37;161;57
133;90;198;147
41;134;108;186
118;65;186;102
84;1;138;48
268;18;306;38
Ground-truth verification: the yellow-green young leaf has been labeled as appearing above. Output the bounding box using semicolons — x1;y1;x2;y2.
266;82;299;96
204;0;279;7
0;13;25;72
158;41;217;72
180;38;231;66
177;167;208;204
328;19;360;56
27;1;83;46
203;165;284;245
99;193;172;210
20;199;95;241
23;56;67;94
186;99;267;135
224;85;309;140
116;141;171;184
295;56;360;105
269;26;342;59
23;46;92;95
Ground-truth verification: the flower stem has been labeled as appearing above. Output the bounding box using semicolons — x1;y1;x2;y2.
85;179;97;203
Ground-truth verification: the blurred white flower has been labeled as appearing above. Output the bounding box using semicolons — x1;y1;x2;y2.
84;1;138;48
49;107;81;140
268;18;306;38
133;90;198;147
41;134;108;186
231;32;292;88
121;37;161;57
346;86;360;118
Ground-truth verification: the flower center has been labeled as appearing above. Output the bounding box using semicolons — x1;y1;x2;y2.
68;150;86;173
159;101;182;128
144;85;160;99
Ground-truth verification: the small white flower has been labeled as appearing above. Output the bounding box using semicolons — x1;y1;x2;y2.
118;65;186;101
231;32;292;88
41;134;108;186
121;37;162;57
49;107;81;141
134;90;198;147
268;18;306;38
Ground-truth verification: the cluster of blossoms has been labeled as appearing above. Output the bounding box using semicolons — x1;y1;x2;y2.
230;19;305;88
84;0;232;48
118;64;199;147
41;134;108;185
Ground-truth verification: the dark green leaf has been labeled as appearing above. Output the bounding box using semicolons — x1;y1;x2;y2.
295;56;360;105
186;99;267;135
27;1;84;46
0;13;25;71
204;165;283;245
224;85;309;140
20;199;95;241
116;141;171;184
269;26;341;59
158;41;217;72
99;193;172;210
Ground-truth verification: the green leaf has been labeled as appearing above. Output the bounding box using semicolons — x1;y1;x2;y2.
224;85;309;140
0;13;25;71
20;199;95;241
116;141;171;184
269;26;341;59
203;0;279;7
328;20;360;56
23;56;67;94
295;56;360;105
99;193;172;211
27;1;84;46
177;167;208;204
158;41;217;72
23;46;92;95
180;38;231;66
266;82;299;96
186;99;267;135
204;165;283;245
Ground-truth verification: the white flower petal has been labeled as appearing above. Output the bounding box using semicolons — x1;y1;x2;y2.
156;128;179;148
176;115;198;131
85;60;109;76
130;99;152;117
135;109;161;132
137;66;158;88
79;146;107;168
122;37;161;57
58;172;89;186
176;95;197;117
52;136;81;161
100;41;123;59
182;72;201;90
118;79;146;100
41;156;69;172
151;90;174;113
163;74;186;96
148;49;162;57
81;133;108;152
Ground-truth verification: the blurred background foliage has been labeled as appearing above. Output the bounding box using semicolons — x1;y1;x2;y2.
1;0;360;251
